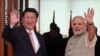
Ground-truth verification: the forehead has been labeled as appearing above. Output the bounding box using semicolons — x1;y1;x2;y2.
24;12;36;17
24;12;35;15
72;16;85;24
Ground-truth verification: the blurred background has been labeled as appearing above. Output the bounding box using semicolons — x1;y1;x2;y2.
0;0;100;56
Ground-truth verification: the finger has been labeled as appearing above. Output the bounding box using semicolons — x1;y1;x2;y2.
13;9;17;15
84;12;86;19
10;10;15;18
89;8;92;14
11;10;14;15
15;9;17;14
91;8;94;16
88;8;90;14
13;9;18;18
11;10;15;17
90;8;92;14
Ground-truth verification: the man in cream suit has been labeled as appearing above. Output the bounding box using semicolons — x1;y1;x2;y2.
65;8;96;56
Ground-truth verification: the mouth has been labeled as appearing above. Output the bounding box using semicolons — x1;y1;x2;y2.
27;22;33;26
75;29;80;32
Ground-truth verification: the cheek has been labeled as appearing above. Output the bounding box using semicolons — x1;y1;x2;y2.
72;25;74;28
33;19;37;23
34;19;37;21
22;18;27;22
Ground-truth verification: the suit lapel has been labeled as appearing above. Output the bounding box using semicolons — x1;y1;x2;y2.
34;32;41;53
20;26;36;54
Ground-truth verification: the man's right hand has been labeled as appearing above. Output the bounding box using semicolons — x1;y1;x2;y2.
10;9;19;27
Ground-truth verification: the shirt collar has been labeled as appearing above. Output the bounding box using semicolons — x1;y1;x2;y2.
25;29;35;34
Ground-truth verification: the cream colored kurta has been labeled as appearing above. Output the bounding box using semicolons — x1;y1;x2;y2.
65;32;95;56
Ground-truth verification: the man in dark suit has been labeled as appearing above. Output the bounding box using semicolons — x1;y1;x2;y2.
2;8;47;56
95;27;100;56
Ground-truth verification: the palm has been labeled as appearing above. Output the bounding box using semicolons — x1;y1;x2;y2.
84;8;94;24
10;10;19;26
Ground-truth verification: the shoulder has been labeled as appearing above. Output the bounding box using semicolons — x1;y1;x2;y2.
43;32;49;35
10;25;26;35
35;32;43;38
96;36;100;44
35;32;45;42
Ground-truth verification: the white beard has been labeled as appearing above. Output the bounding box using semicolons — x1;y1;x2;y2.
73;29;86;36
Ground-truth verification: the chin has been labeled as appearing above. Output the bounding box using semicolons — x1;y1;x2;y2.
74;31;83;35
26;27;34;30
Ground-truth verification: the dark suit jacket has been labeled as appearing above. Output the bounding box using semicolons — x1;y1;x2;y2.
2;25;47;56
95;35;100;56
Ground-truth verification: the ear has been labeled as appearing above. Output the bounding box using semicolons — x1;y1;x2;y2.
36;18;38;22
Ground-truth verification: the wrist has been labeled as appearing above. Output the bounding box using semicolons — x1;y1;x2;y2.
88;22;93;25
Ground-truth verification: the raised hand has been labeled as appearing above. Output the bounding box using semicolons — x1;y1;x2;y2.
10;9;19;27
84;8;94;24
84;8;96;42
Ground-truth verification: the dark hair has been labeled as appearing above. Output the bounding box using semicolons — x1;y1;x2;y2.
95;27;98;34
50;22;60;33
50;23;57;30
22;8;39;18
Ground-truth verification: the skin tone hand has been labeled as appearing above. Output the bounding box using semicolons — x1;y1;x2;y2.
84;8;95;41
84;8;94;24
10;9;19;27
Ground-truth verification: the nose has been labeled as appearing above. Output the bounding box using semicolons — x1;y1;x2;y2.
75;24;79;27
73;24;79;28
28;17;32;21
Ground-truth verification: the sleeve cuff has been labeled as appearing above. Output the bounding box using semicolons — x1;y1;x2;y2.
10;24;14;29
85;35;97;48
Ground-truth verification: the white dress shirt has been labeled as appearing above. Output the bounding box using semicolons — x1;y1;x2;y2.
26;29;40;53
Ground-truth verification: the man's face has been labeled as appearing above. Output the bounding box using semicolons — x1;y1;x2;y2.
22;12;37;30
72;17;86;35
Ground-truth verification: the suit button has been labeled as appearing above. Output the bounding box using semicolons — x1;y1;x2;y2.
68;49;71;52
71;43;73;45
